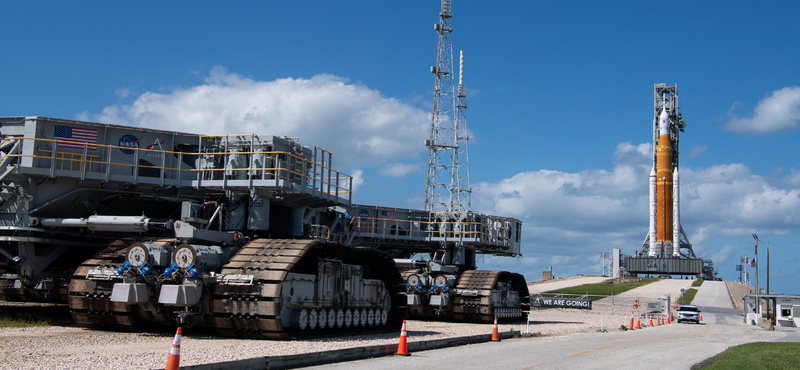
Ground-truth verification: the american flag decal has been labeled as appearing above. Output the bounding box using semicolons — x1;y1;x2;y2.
54;125;97;150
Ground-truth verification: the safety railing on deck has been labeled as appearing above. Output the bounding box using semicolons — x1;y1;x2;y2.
0;137;352;202
351;214;513;244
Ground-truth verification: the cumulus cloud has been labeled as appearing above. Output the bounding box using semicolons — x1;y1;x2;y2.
78;66;429;168
473;142;800;280
705;244;738;265
724;86;800;134
378;162;421;177
350;169;365;194
687;144;708;158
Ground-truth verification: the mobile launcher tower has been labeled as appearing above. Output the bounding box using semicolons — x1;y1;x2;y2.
623;83;717;280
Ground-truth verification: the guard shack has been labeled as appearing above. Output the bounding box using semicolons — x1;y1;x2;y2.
743;293;800;328
776;297;800;327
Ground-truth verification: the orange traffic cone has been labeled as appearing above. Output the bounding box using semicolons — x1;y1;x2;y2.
699;312;703;321
395;320;410;356
492;316;501;341
630;312;635;329
648;315;653;327
667;314;671;324
636;316;641;329
165;327;181;370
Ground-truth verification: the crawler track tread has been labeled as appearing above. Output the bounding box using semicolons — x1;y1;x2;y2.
453;270;529;322
66;238;176;330
209;239;405;339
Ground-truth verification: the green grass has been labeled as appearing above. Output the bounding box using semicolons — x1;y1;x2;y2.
0;305;74;327
540;277;659;301
681;288;698;305
692;342;800;369
692;279;704;287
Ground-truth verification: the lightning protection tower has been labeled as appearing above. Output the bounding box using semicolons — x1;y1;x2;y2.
424;0;471;221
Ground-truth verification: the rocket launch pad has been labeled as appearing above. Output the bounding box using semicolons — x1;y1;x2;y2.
624;83;716;279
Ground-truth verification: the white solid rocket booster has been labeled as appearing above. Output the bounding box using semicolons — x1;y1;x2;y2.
672;167;680;256
649;167;656;257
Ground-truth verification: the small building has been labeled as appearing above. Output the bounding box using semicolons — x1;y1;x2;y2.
743;293;800;328
776;297;800;327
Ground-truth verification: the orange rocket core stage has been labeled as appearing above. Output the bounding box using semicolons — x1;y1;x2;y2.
655;133;673;242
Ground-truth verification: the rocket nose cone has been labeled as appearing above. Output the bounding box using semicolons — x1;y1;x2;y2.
659;109;670;136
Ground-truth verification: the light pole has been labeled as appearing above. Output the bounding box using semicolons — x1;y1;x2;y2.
753;233;759;315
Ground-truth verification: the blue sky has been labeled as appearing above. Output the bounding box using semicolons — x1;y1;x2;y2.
2;1;799;295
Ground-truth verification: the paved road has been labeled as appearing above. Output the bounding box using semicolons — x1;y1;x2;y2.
691;281;734;309
308;310;798;370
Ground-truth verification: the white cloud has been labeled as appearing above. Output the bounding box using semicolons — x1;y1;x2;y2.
474;142;800;280
350;169;365;194
706;244;738;265
724;86;800;134
114;88;131;99
687;144;708;158
378;162;421;177
79;66;429;168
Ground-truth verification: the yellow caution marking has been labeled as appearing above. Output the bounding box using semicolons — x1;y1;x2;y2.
597;323;712;350
570;351;590;357
523;363;546;369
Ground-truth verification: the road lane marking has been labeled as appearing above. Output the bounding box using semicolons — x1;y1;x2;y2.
570;351;590;356
597;323;712;350
522;363;546;369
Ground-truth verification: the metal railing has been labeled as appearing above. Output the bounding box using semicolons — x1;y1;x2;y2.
0;137;352;201
351;214;513;244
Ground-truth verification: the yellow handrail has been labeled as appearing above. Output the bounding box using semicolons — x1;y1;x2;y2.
2;137;352;196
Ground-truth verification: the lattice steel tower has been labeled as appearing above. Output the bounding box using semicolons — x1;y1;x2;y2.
640;83;696;259
424;0;471;220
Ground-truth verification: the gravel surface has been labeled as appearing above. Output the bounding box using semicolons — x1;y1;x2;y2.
1;278;717;370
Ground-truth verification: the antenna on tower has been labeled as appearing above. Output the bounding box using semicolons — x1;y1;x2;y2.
424;0;471;220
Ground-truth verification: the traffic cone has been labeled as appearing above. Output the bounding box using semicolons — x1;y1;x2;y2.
699;312;703;322
395;320;410;356
636;316;641;329
648;315;653;327
630;312;635;329
667;314;671;324
491;316;501;341
165;327;181;370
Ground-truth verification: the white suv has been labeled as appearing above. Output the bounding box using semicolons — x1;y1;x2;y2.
677;305;701;324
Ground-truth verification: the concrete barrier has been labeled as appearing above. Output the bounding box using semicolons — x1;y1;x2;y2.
172;330;522;370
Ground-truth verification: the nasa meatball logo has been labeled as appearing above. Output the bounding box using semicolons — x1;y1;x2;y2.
119;134;142;154
358;209;369;218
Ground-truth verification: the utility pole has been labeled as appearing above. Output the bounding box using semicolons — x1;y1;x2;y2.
753;233;759;315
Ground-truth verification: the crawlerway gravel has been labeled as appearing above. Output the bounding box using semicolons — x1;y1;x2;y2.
3;278;697;370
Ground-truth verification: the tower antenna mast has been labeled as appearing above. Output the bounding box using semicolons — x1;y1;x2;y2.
424;0;471;220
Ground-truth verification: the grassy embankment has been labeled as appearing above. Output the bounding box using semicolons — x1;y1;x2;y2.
692;342;800;370
0;305;73;327
540;277;660;301
679;279;705;305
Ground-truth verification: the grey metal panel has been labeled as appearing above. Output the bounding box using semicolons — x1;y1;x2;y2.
624;257;703;275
